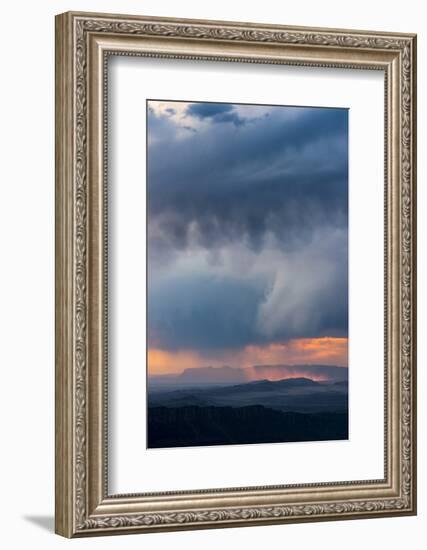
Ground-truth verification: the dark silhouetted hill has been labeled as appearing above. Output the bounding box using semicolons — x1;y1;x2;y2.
147;405;348;448
224;377;319;392
148;377;348;414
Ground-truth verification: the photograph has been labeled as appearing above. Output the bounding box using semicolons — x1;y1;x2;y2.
146;100;349;448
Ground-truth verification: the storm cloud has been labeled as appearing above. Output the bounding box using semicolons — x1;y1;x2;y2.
186;102;246;126
147;100;348;353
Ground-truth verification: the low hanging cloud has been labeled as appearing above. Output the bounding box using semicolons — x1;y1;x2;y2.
185;102;246;127
147;100;348;356
148;227;347;352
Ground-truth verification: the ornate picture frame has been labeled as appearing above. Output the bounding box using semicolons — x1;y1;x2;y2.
55;11;417;537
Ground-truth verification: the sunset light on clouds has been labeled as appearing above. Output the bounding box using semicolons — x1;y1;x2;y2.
148;336;348;376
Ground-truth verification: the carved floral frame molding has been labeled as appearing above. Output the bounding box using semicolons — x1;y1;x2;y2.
55;11;417;537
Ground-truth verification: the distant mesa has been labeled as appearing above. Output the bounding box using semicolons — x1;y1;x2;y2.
250;364;348;383
178;366;246;384
148;364;348;388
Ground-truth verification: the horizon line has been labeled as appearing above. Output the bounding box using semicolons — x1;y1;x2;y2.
148;363;349;378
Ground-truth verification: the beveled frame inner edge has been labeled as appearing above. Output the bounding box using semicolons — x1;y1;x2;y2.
86;34;400;505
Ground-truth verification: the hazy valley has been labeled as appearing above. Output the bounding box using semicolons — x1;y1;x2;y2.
147;366;348;448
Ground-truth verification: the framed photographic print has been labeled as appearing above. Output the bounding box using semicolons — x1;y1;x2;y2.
55;11;417;537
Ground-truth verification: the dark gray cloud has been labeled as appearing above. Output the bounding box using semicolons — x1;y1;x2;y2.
185;102;245;126
147;101;348;352
148;105;347;254
148;273;264;351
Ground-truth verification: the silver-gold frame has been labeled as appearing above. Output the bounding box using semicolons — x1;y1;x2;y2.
55;11;417;537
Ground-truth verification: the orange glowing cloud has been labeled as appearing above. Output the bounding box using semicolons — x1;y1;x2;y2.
243;337;348;367
148;348;202;375
148;337;348;376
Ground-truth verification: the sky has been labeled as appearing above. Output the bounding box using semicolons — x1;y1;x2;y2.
147;100;348;377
